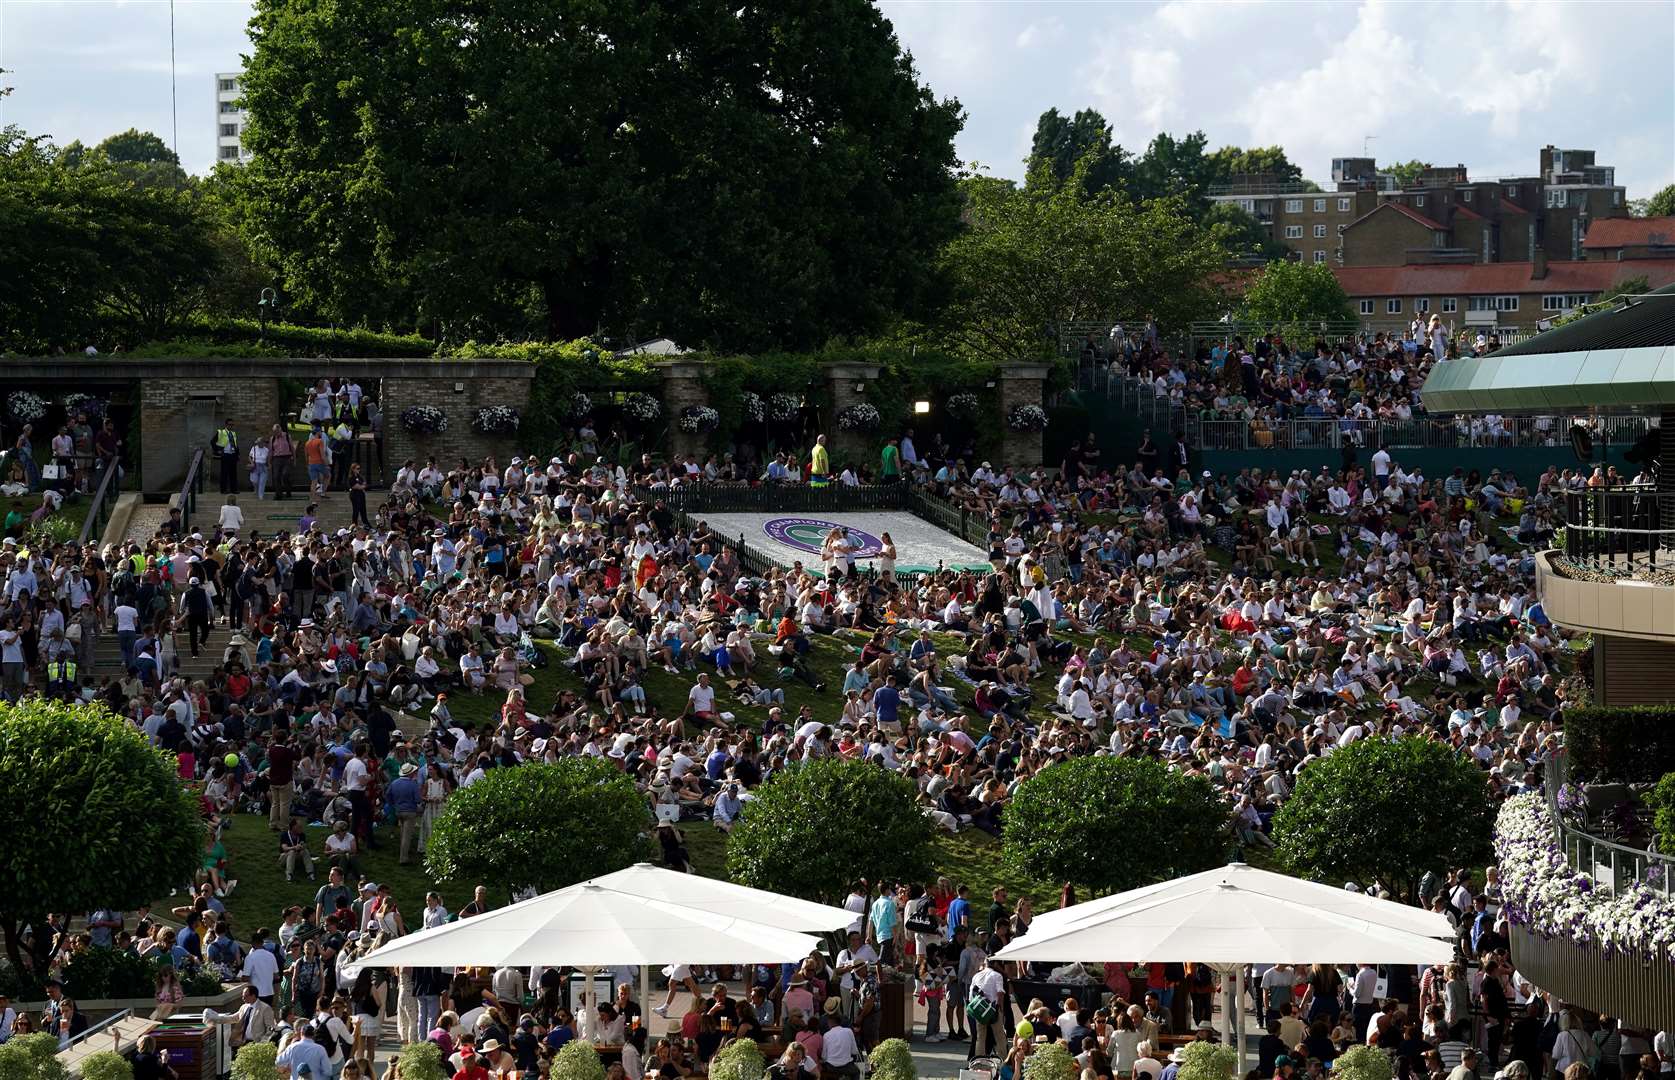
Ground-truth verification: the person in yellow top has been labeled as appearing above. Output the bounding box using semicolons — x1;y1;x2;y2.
809;434;830;488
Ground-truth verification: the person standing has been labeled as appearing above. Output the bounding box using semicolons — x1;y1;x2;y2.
810;434;830;489
303;427;329;497
180;577;213;658
249;438;271;500
213;421;239;495
966;956;1007;1063
387;762;423;865
348;464;370;529
880;438;900;484
270;425;295;501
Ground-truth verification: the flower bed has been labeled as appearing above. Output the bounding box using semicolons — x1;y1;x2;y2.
622;393;662;422
400;405;449;435
739;392;765;423
677;405;720;433
1494;793;1675;957
768;392;802;422
946;392;982;420
7;391;47;424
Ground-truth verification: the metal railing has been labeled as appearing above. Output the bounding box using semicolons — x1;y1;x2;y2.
1189;413;1653;452
1560;486;1675;572
177;449;207;534
1545;749;1673;897
78;455;125;548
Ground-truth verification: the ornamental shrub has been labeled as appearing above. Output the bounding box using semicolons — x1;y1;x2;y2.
1333;1045;1393;1080
396;1042;450;1080
0;1034;70;1080
553;1040;607;1080
78;1054;133;1080
1022;1042;1078;1080
709;1039;765;1080
1176;1041;1238;1080
868;1039;917;1080
229;1043;278;1080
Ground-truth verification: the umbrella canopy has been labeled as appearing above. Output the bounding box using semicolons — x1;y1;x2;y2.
357;882;823;969
998;863;1454;966
587;863;854;932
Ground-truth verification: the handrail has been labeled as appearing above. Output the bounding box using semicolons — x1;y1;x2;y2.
62;1006;134;1052
78;455;124;548
178;449;207;535
1544;749;1673;897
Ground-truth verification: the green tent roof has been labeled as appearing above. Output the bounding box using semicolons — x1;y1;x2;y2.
1421;284;1675;414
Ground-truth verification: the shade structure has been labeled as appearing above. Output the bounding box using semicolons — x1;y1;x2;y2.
996;864;1455;1056
586;863;854;932
357;882;823;969
1019;861;1451;953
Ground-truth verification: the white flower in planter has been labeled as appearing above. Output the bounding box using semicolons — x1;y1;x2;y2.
836;403;880;431
1006;404;1049;432
740;391;766;423
7;391;48;424
677;405;720;433
471;405;522;435
399;405;449;434
768;392;803;422
622;392;662;421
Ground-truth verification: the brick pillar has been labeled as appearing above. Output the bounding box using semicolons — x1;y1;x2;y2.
655;359;710;465
824;363;882;467
998;364;1050;468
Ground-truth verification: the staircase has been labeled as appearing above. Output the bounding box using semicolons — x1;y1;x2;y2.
233;490;366;538
92;622;237;681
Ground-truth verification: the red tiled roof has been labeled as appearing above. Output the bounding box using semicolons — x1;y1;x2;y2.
1345;201;1446;232
1331;259;1675;297
1582;216;1675;249
1453;204;1484;221
1499;199;1528;215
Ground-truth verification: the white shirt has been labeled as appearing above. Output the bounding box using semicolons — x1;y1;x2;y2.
241;946;281;996
969;966;1005;1005
822;1025;859;1066
342;756;370;792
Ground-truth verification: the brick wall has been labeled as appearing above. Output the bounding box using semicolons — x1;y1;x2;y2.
657;361;711;464
824;363;881;467
382;376;534;472
998;364;1048;468
140;376;279;493
1342;209;1433;266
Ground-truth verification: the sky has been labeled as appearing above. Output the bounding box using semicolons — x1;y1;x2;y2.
2;0;1672;197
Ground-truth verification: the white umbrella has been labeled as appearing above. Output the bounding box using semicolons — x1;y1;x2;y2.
588;863;854;931
996;864;1454;1054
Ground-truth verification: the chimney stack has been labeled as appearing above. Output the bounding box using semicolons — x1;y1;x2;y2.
1532;246;1549;280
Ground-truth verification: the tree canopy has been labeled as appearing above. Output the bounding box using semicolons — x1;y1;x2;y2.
0;700;202;974
942;156;1230;361
230;0;965;349
424;759;652;895
1002;756;1229;895
1238;260;1356;338
1272;736;1495;900
1630;183;1675;218
1381;159;1429;189
726;757;935;901
1028;108;1133;196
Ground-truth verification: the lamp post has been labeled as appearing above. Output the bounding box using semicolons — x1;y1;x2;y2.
258;287;277;340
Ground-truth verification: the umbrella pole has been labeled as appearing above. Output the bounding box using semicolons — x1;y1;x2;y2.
1216;964;1237;1052
1232;966;1247;1070
640;965;651;1030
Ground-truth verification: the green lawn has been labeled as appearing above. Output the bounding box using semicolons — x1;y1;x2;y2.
200;504;1533;935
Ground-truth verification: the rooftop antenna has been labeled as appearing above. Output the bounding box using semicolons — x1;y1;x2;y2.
169;0;179;160
1363;134;1377;157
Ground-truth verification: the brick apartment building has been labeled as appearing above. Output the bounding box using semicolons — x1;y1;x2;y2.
1210;146;1629;267
1329;257;1675;337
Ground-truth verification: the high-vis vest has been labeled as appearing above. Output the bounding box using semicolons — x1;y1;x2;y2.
48;658;77;683
215;427;238;453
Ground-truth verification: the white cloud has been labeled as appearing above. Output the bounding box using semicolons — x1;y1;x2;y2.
1014;17;1064;49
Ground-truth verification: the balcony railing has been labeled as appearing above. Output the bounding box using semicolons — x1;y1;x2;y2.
1545;749;1673;897
1189;413;1652;453
1560;486;1675;572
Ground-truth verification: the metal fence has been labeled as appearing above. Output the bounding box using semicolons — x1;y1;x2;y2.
1545;749;1674;898
1188;413;1654;452
1560;486;1675;572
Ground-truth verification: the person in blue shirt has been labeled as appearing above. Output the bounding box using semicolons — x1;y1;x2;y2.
874;676;900;732
386;762;424;865
944;884;971;942
275;1028;332;1080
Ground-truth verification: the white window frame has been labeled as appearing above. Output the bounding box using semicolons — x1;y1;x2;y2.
1338;197;1352;212
1505;184;1518;197
1359;299;1375;315
1414;194;1426;207
1442;297;1457;313
1415;298;1430;313
1461;189;1474;202
1314;224;1327;238
1313;198;1326;212
1285;199;1304;213
1313;250;1327;264
1613;190;1623;205
1387;299;1402;314
1284;225;1303;239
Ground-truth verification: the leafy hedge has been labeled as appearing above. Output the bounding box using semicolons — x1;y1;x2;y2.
0;947;222;1001
132;316;434;358
1564;707;1675;783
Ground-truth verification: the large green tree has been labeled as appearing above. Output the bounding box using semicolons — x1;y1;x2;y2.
1027;108;1133;196
1630;183;1675;218
1381;159;1429;189
425;759;652;895
942;156;1230;361
1205;145;1306;187
726;757;934;901
232;0;964;348
1202;202;1291;263
1272;736;1495;901
0;700;202;975
1239;260;1356;339
1003;756;1229;895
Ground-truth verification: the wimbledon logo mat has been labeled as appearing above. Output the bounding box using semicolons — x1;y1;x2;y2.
762;517;884;558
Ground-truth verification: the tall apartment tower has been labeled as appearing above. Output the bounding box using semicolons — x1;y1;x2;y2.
214;72;250;164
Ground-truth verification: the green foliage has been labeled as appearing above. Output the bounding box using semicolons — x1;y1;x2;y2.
1239;260;1356;339
1176;1040;1238;1080
1381;160;1429;189
1003;756;1229;894
1022;1042;1079;1080
138;316;434;359
1633;184;1675;218
553;1039;607;1080
79;1053;135;1080
395;1042;450;1080
727;758;935;901
1648;772;1675;856
1202;203;1292;263
1332;1045;1394;1080
1551;277;1653;327
1027;109;1134;196
0;1035;68;1080
230;1042;279;1080
1273;736;1494;899
455;339;655;455
709;1039;766;1080
424;759;651;893
96;129;179;167
0;700;202;975
59;946;220;1000
233;0;963;349
868;1039;917;1080
1205;145;1307;187
944;155;1230;362
1563;707;1675;783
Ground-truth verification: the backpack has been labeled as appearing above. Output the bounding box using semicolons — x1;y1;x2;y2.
904;897;939;936
314;1020;345;1060
965;986;997;1026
